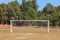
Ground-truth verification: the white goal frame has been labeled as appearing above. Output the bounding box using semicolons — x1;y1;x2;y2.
10;20;50;33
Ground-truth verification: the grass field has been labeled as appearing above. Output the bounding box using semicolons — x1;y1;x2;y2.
0;26;60;40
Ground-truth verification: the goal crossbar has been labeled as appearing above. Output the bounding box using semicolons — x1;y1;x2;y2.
10;20;49;21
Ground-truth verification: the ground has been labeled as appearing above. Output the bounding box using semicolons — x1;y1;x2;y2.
0;25;60;40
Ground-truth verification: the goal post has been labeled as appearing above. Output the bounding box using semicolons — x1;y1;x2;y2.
10;20;50;33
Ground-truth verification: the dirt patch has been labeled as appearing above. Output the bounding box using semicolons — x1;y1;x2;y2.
0;27;60;40
0;29;60;40
0;24;10;28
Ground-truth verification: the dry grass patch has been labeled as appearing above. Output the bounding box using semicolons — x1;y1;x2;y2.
0;25;60;40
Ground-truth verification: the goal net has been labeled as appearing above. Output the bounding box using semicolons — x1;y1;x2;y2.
10;20;50;33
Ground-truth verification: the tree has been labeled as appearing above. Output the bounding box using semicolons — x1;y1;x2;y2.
27;0;33;9
7;0;21;20
56;6;60;26
43;3;58;26
0;4;8;24
21;0;27;12
6;1;21;24
32;0;38;10
26;8;38;20
20;0;28;20
27;0;38;10
43;3;56;14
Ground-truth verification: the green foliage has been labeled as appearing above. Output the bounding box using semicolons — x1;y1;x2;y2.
26;8;38;20
0;0;60;27
27;0;38;10
32;0;38;10
21;0;27;12
43;3;56;14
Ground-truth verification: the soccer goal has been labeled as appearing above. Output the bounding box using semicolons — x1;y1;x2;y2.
10;20;50;33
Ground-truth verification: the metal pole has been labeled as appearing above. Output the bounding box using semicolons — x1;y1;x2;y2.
10;20;13;32
48;20;50;33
